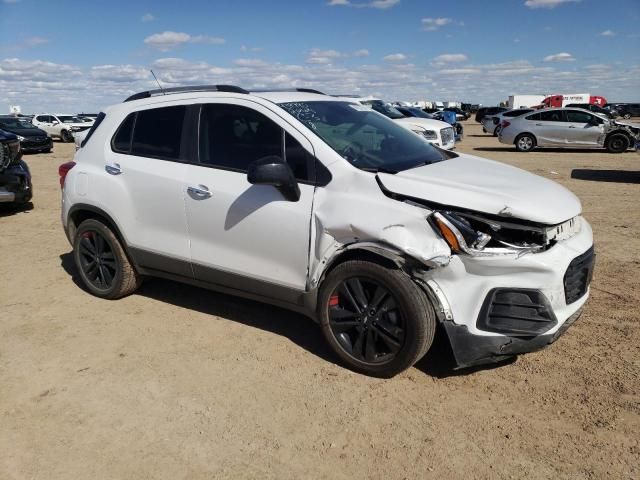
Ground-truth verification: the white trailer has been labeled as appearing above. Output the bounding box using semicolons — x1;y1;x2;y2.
508;95;546;109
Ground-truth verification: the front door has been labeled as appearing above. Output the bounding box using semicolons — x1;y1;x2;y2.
184;100;316;300
564;110;605;146
533;110;567;146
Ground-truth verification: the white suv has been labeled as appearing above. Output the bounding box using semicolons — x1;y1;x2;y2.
60;86;594;377
32;114;93;143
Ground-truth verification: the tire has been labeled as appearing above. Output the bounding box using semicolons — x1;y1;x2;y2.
515;133;536;152
318;260;436;378
493;125;501;137
73;219;141;299
605;133;630;153
61;130;73;143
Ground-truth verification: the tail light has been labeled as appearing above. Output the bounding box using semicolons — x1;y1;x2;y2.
58;161;76;188
501;120;511;129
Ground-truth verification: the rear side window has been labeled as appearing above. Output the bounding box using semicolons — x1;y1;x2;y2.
130;106;186;160
526;113;541;121
112;113;135;153
539;110;565;122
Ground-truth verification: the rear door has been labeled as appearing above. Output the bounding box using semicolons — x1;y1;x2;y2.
564;110;605;146
34;115;54;135
531;110;567;146
184;100;316;299
102;104;192;276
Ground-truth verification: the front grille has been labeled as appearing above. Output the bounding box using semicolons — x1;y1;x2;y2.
564;246;595;304
477;288;558;336
440;127;455;145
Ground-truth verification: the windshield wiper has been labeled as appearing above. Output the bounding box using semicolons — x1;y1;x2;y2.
360;166;398;174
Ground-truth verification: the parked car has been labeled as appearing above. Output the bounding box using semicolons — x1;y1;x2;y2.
352;98;456;150
0;129;32;205
443;107;470;121
475;107;508;123
32;114;92;143
499;108;640;153
608;103;640;119
565;103;616;119
481;109;535;136
0;115;53;153
60;85;594;377
395;106;434;119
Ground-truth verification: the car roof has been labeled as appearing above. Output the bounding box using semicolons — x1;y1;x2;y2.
253;91;343;104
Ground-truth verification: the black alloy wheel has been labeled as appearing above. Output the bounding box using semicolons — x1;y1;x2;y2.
77;230;118;291
328;277;405;365
61;130;73;143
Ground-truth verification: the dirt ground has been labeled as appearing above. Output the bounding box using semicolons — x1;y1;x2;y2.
1;121;639;480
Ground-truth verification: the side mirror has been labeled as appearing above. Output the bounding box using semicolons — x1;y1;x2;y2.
52;120;59;125
247;156;300;202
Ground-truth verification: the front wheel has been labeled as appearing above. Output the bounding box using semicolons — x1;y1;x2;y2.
318;260;436;378
61;130;73;143
515;133;536;152
605;133;630;153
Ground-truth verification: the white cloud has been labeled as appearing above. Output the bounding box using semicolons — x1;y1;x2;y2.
306;48;344;64
421;17;452;31
543;52;576;62
599;30;615;36
90;65;150;83
241;45;264;53
433;53;468;63
327;0;399;8
24;37;49;47
144;31;225;51
383;53;407;62
141;13;155;22
353;49;370;57
524;0;580;8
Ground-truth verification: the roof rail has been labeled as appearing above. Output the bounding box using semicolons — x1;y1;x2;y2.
250;88;326;95
124;84;248;102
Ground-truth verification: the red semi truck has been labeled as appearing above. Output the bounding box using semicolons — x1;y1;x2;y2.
541;93;607;108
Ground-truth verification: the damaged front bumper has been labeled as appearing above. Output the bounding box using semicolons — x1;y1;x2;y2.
0;160;33;204
418;216;594;369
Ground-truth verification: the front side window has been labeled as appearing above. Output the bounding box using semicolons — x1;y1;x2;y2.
279;101;448;173
131;106;186;160
566;111;594;123
199;104;313;182
360;100;405;120
58;115;82;123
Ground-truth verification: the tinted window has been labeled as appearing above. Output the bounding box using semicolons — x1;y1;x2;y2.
112;113;135;153
566;111;593;123
131;106;186;160
284;132;313;182
504;109;533;117
199;104;281;172
526;113;541;121
539;110;565;122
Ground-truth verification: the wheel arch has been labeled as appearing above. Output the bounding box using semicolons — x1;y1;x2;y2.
67;203;129;251
514;131;537;145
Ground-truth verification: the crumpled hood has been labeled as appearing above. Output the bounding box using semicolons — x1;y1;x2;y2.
377;153;582;225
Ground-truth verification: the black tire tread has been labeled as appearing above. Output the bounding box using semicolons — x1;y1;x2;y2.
318;260;436;378
74;219;141;299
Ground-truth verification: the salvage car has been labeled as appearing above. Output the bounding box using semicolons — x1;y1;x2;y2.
499;107;640;153
61;86;594;377
0;115;53;153
32;114;92;143
0;129;32;205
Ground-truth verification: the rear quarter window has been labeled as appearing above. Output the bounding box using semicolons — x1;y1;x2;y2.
130;106;186;160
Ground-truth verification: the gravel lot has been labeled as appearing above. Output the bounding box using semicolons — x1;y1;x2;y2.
1;121;638;479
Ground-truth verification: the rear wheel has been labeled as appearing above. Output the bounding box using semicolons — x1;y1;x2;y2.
61;130;73;143
73;219;141;299
605;133;630;153
493;125;501;137
318;260;436;378
515;133;536;152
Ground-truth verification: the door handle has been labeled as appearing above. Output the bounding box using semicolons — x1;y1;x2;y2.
105;163;122;175
568;126;576;128
187;184;212;199
535;123;543;126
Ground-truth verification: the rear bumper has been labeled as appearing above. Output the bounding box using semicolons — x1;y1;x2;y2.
21;138;52;152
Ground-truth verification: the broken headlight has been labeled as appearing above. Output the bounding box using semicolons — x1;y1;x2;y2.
430;211;547;257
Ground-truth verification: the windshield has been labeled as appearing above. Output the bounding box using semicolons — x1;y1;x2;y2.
58;116;82;123
407;108;432;119
0;117;31;129
360;100;405;120
279;101;448;173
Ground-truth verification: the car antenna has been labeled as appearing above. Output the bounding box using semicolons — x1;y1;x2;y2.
150;70;166;95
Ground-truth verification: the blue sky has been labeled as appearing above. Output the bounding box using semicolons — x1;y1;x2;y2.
1;0;639;112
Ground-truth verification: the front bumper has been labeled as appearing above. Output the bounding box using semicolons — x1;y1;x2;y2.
422;216;594;368
21;137;53;152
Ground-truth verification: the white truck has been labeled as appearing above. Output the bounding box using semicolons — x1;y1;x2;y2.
507;95;546;109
